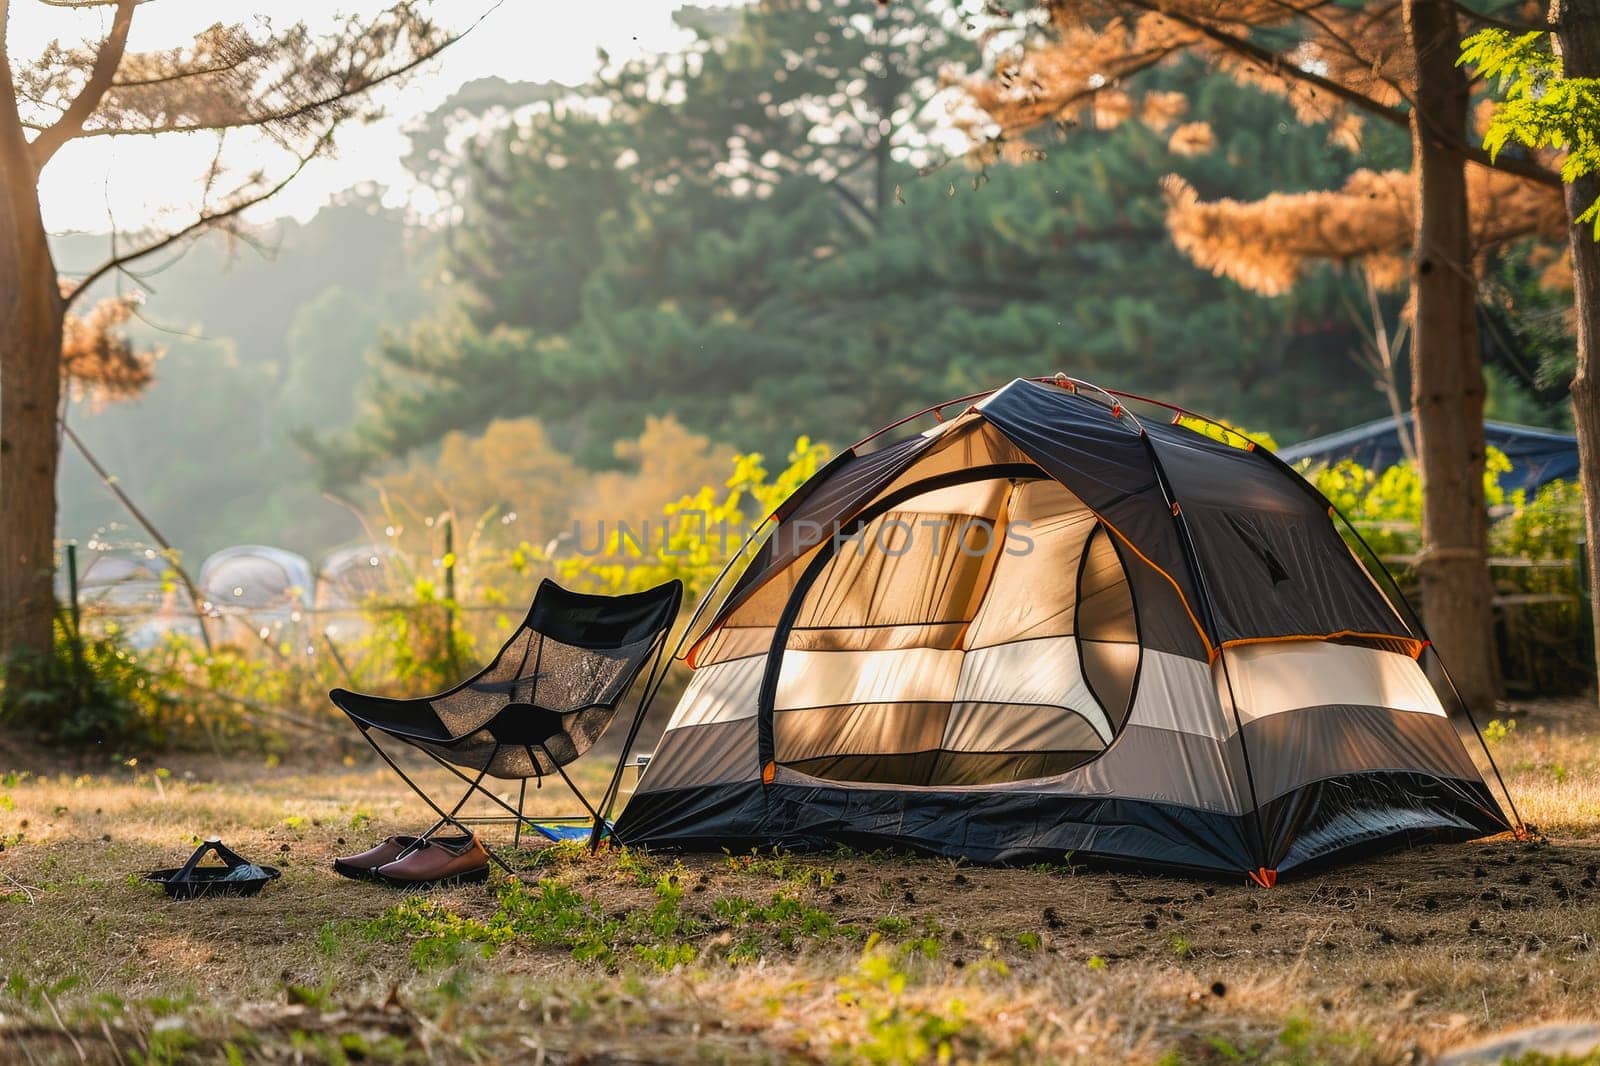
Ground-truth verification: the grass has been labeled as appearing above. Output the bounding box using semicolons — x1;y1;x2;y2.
1;700;1600;1062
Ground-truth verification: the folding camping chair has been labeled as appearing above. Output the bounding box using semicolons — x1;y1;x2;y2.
329;578;681;871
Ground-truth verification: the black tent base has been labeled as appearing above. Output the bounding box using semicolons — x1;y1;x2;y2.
612;770;1509;882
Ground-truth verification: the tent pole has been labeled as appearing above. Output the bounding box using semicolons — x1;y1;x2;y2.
589;624;676;853
1204;419;1527;837
1077;374;1524;838
1129;421;1273;878
1321;499;1527;836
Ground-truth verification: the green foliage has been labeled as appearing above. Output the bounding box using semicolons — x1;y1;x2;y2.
1308;444;1584;572
1481;244;1578;413
357;577;476;695
358;878;620;969
1485;717;1519;746
556;437;831;599
4;971;81;1009
1308;447;1590;694
132;1026;199;1066
1308;447;1517;558
1174;415;1278;452
1495;477;1586;560
1462;28;1600;233
836;938;973;1065
334;857;877;980
0;617;178;746
723;847;843;888
712;890;850;951
351;873;710;974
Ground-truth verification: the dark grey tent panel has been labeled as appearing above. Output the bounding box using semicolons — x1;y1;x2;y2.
1141;420;1413;644
616;379;1513;879
1278;413;1578;494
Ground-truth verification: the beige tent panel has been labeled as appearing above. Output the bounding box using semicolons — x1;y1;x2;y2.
1222;641;1444;724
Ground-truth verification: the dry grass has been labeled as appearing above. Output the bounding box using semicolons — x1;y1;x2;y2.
0;702;1598;1064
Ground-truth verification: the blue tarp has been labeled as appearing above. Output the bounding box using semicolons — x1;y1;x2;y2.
528;821;609;842
1278;413;1579;495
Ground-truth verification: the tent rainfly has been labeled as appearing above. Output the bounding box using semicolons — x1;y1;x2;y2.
612;378;1517;882
1277;412;1578;495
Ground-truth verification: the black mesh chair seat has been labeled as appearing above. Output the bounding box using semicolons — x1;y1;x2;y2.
332;578;682;867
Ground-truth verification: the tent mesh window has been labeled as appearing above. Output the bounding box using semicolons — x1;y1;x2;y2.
772;474;1139;788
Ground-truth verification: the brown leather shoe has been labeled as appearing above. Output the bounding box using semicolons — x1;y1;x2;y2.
375;834;490;888
333;834;471;881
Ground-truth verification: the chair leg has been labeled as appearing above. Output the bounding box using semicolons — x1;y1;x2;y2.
360;729;466;836
392;818;447;862
514;779;527;849
419;748;539;825
542;746;602;825
361;730;514;874
361;730;602;874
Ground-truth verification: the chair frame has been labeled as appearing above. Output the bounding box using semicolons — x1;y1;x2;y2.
342;581;680;872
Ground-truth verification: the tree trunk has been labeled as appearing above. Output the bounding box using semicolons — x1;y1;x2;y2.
0;70;64;677
1552;0;1600;700
1404;0;1502;712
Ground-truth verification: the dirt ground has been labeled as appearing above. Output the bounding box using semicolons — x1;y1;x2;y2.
3;701;1600;1064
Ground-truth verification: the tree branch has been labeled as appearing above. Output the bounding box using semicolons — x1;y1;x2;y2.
64;139;323;306
1120;0;1563;189
111;58;250;89
49;42;441;140
1127;0;1413;128
1259;0;1415;111
28;0;135;171
823;174;878;230
51;1;501;143
981;43;1174;134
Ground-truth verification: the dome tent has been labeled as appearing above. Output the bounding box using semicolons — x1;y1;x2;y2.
611;378;1518;881
69;549;205;649
316;544;395;610
198;545;314;646
199;545;314;612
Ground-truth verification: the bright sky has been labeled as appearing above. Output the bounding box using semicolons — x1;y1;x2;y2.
11;1;723;233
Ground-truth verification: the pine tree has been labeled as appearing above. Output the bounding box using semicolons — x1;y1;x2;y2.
329;3;1386;480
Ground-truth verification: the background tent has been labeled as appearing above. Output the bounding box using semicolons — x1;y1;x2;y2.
1278;414;1578;494
315;544;397;642
200;545;314;611
199;545;314;646
315;545;394;609
65;549;205;649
